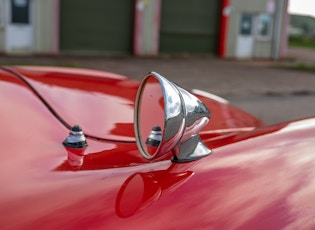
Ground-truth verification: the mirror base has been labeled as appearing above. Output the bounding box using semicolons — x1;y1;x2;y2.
171;135;212;163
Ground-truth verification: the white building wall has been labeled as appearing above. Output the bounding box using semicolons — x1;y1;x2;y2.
0;0;5;52
33;0;58;54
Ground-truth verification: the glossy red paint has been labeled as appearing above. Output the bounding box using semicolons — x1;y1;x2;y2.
3;66;138;142
1;66;315;229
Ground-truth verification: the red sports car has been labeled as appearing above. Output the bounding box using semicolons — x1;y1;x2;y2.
1;66;314;229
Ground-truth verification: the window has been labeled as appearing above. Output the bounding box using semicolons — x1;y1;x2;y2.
240;13;253;36
257;13;272;39
11;0;29;24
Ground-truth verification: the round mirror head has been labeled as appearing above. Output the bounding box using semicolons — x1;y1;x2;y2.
134;72;211;162
134;72;184;160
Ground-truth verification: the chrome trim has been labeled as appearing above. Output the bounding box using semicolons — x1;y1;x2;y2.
134;72;212;162
63;125;88;149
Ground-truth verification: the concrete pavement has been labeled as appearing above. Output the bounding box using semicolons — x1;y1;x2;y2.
1;52;314;97
287;47;315;65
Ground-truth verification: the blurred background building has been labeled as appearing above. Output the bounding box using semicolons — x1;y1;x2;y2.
223;0;289;59
0;0;289;59
0;0;58;54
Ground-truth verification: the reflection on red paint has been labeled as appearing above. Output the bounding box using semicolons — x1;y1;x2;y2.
116;169;194;218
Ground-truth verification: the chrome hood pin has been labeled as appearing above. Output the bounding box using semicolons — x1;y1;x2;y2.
63;125;88;149
63;125;88;168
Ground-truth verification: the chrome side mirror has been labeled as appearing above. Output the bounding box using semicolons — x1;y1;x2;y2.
134;72;212;162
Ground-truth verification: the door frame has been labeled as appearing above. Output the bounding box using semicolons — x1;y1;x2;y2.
5;0;34;54
236;12;255;58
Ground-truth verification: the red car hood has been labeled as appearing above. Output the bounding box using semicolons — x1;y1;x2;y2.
1;66;314;229
1;66;264;141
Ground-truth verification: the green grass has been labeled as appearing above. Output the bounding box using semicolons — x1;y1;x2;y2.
289;40;315;49
287;63;315;72
289;37;315;49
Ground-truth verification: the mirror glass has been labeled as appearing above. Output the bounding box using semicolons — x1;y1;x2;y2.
137;76;165;158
